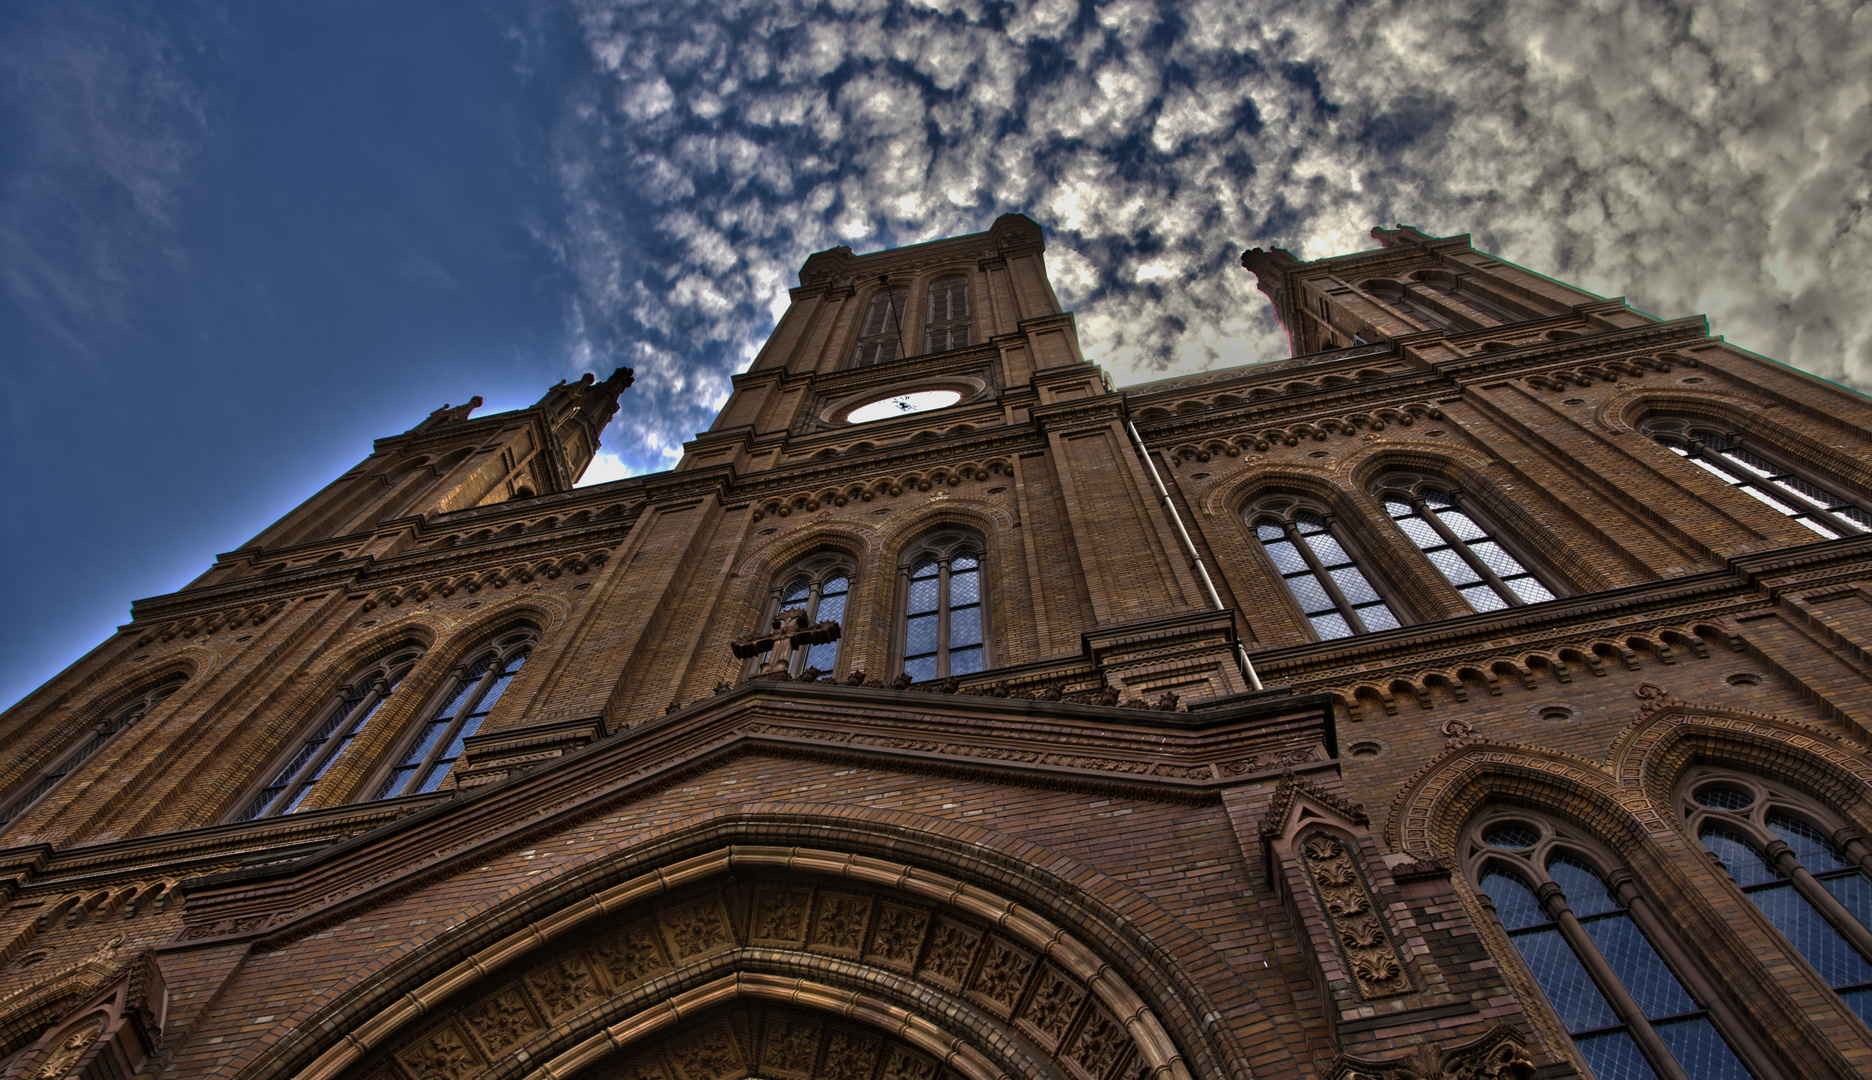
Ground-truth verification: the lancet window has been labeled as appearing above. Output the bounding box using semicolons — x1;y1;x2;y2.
1376;476;1559;613
1644;418;1872;538
760;557;854;677
1359;279;1459;332
925;274;971;353
1468;812;1755;1080
852;285;909;367
899;532;987;682
1249;500;1400;640
0;677;185;831
373;630;534;799
239;647;421;820
1681;771;1872;1027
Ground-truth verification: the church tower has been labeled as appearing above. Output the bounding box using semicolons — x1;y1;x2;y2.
3;217;1872;1080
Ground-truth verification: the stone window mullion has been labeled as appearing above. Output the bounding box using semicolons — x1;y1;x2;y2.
1416;493;1521;604
1534;881;1693;1080
1284;519;1369;634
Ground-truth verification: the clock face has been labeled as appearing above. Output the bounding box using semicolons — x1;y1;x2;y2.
845;389;962;424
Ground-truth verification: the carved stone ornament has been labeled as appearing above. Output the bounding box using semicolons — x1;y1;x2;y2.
1300;832;1411;999
31;1017;104;1080
1327;1023;1536;1080
732;608;841;679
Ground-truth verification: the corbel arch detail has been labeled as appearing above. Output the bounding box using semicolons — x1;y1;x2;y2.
1384;741;1647;859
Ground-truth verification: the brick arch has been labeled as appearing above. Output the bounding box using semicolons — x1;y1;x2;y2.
1608;387;1872;496
1339;442;1499;494
1206;463;1346;521
1608;703;1872;832
734;522;878;580
253;807;1261;1080
875;497;1014;554
1384;740;1650;859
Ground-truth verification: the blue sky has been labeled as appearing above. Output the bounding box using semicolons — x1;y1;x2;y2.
4;0;1870;709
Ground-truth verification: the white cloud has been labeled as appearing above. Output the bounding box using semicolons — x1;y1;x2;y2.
548;0;1872;475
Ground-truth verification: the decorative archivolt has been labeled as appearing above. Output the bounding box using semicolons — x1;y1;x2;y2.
1515;352;1686;394
750;459;1014;523
1308;622;1732;722
1161;404;1443;466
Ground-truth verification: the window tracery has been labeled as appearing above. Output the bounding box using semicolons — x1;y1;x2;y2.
757;556;854;677
1248;499;1401;640
373;630;534;800
239;647;422;820
898;532;987;682
1644;418;1872;538
1680;770;1872;1026
1466;811;1755;1080
925;274;970;353
1375;475;1559;613
0;677;185;830
852;285;909;367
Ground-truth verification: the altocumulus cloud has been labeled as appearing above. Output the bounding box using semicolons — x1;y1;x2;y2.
546;0;1872;479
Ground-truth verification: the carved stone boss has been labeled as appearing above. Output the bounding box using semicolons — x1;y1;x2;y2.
1300;832;1412;999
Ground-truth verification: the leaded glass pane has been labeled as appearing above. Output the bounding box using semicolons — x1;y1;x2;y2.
1835;505;1872;531
1256;522;1285;542
1309;612;1353;639
416;761;452;794
1767;813;1851;872
1383;497;1414;518
1479;868;1546;928
1437;508;1490;542
1427;548;1482;584
815;593;847;629
821;574;849;598
280;786;315;815
1507;577;1556;604
1461;584;1508;612
1773;474;1833;506
1735;483;1804;517
1749;878;1872;987
910;557;939;580
950;645;983;676
1823;872;1872;933
1702;828;1779;886
1468;540;1529;578
472;672;514;717
1395;515;1443;549
804;639;840;671
1717;445;1774;476
1330;566;1379;605
1293;512;1329;536
1263;540;1309;575
1574;1030;1664;1080
949;568;980;605
1695;787;1753;811
1652;1017;1752;1080
1484;824;1540;850
376;765;419;799
431;673;481;723
903;655;937;683
1794;515;1841;538
950;552;978;572
395;719;450;771
1512;926;1620;1032
1422;489;1455;510
905;613;938;657
781;577;811;605
1286;573;1333;615
907;577;940;614
1303;531;1352;567
950;606;983;648
1358;603;1401;631
1581;915;1696;1018
1548;856;1619;917
1840;986;1872;1028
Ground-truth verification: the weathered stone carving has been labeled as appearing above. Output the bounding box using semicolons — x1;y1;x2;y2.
1328;1023;1536;1080
31;1018;103;1080
733;608;841;679
1300;832;1411;999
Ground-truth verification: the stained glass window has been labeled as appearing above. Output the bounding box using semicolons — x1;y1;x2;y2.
374;634;532;801
1382;488;1555;611
899;537;988;683
1654;428;1872;538
1254;511;1399;639
240;651;417;820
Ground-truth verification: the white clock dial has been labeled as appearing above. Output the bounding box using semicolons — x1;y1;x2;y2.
845;389;962;424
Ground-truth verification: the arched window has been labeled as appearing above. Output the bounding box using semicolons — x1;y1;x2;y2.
925;275;970;353
1360;279;1459;332
899;532;987;682
757;557;854;677
0;677;185;830
1249;500;1400;640
852;285;909;367
1376;476;1559;613
237;647;422;821
1468;812;1755;1079
1681;770;1872;1026
373;630;534;799
1412;273;1526;326
1644;418;1872;539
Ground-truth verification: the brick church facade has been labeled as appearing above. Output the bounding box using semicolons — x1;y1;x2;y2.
5;214;1872;1079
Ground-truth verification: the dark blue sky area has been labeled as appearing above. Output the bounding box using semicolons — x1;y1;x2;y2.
1;2;593;707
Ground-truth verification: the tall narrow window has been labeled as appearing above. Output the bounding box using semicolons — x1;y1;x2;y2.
757;558;854;677
1378;479;1559;612
852;285;909;367
1251;503;1400;640
0;678;184;831
926;275;970;353
240;647;421;820
1470;814;1755;1080
1646;419;1872;538
374;631;533;799
1360;279;1458;332
899;534;987;682
1682;772;1872;1026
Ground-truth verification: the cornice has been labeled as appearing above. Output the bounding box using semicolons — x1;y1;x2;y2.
1433;314;1711;381
1031;394;1127;434
1122;344;1398;401
1128;372;1451;443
